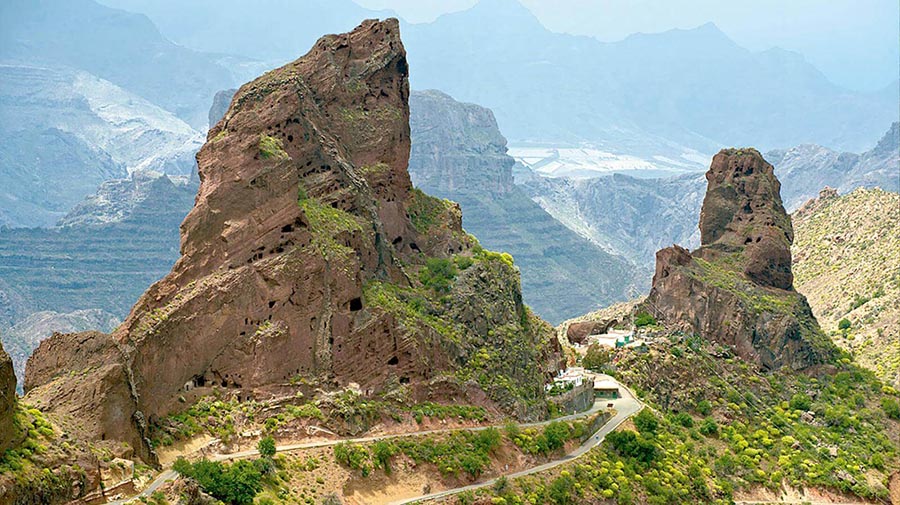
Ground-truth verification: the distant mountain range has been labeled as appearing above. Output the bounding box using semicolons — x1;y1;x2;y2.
402;0;897;156
0;64;203;227
100;0;897;157
522;122;899;270
2;0;896;227
769;122;899;209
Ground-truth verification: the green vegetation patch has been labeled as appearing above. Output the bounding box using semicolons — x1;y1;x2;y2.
363;280;465;345
299;198;364;260
419;257;458;293
258;134;289;160
173;458;263;505
150;397;253;447
408;188;454;233
335;428;502;479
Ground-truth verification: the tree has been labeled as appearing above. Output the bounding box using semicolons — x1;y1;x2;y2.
582;344;612;371
633;311;657;328
838;318;852;331
633;409;659;435
257;436;276;458
172;458;262;505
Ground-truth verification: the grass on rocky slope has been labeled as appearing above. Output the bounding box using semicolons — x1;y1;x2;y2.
792;188;900;386
467;335;900;504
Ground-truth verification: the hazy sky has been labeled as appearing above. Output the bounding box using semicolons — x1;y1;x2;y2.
354;0;900;92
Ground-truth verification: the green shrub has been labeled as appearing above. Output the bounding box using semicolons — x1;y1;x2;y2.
258;134;289;160
543;422;572;451
695;400;712;416
633;409;659;435
257;436;276;458
838;318;852;330
419;257;457;293
672;412;694;428
699;417;719;436
606;430;658;468
582;344;612;371
789;392;811;411
334;442;372;476
881;397;900;420
454;256;474;270
372;441;398;473
634;311;657;328
172;458;261;505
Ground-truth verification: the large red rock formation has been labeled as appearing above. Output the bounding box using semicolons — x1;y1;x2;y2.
645;149;835;371
24;19;560;463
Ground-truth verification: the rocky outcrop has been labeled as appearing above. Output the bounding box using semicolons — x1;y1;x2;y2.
208;88;237;128
0;342;16;455
2;309;119;390
408;90;640;323
566;320;617;345
410;90;514;195
697;149;794;290
25;19;561;462
645;149;835;371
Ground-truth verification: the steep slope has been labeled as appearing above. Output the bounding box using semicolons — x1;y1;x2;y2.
0;64;203;227
792;188;900;386
88;0;896;154
645;149;836;370
24;19;561;464
409;90;640;323
766;121;900;210
0;0;236;128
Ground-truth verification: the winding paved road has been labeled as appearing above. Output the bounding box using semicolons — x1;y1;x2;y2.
109;374;640;504
389;375;642;504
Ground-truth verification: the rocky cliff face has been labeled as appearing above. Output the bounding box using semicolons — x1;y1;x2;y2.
645;149;835;371
408;90;640;323
410;90;514;195
208;88;237;128
0;342;16;455
24;19;561;462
